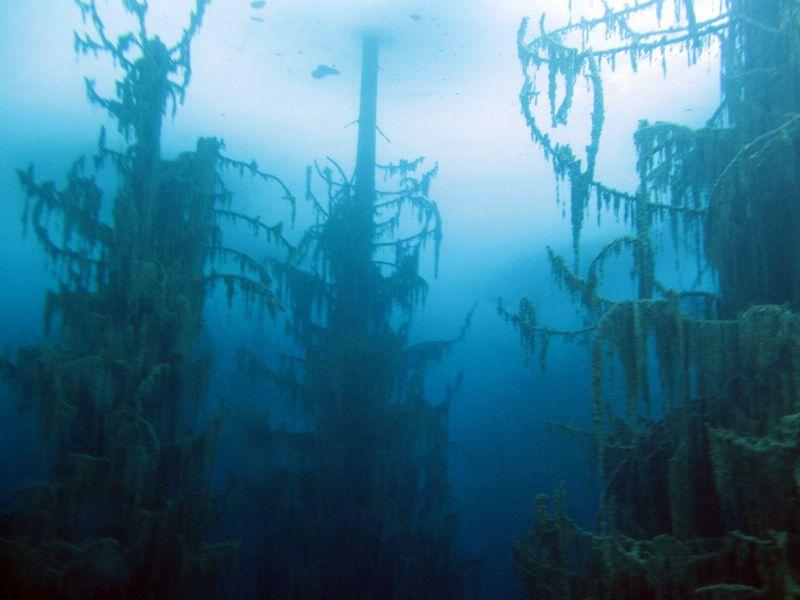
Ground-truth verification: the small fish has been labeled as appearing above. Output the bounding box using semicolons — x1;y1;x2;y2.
250;16;264;22
251;1;266;8
409;14;421;21
312;64;340;79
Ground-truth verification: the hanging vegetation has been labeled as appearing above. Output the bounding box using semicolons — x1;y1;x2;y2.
0;1;293;597
238;38;468;598
506;0;800;597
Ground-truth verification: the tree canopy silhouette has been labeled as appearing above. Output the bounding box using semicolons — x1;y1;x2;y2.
506;0;800;597
238;38;468;599
0;1;293;597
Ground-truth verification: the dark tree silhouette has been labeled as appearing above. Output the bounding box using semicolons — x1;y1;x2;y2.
0;2;293;597
506;0;800;597
241;38;468;599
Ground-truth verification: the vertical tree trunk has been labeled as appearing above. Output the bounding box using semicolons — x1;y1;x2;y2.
355;37;379;202
336;36;380;336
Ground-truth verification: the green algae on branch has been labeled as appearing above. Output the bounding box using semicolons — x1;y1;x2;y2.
508;0;800;598
510;0;800;422
1;1;293;597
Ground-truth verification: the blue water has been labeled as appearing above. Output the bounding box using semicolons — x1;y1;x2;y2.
0;1;720;597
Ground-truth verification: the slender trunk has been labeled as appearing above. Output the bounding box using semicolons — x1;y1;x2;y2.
336;37;380;335
355;37;379;202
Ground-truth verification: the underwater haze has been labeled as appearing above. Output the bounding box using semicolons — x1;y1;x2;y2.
3;0;798;598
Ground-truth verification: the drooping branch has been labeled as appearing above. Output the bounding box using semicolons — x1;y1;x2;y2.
218;154;297;221
74;0;138;68
168;0;211;99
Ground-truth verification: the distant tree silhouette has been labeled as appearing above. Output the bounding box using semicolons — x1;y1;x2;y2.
241;38;469;598
0;2;293;597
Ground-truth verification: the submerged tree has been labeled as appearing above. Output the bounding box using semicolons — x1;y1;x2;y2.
505;0;800;597
0;1;293;597
239;38;467;598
